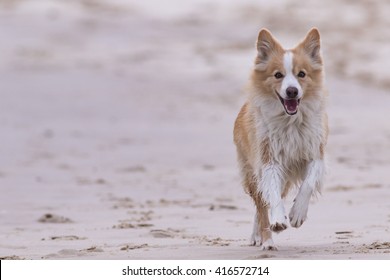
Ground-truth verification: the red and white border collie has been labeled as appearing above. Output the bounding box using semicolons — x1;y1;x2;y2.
234;28;328;250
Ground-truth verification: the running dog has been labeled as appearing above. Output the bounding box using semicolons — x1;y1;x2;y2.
233;28;328;250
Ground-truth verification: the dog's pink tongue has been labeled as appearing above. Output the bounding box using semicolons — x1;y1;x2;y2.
284;99;298;113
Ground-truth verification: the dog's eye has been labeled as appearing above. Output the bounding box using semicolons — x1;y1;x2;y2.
298;71;306;78
274;72;284;79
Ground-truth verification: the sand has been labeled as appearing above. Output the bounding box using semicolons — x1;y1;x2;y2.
0;0;389;260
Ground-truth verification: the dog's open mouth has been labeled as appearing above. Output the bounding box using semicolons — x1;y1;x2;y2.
276;92;301;115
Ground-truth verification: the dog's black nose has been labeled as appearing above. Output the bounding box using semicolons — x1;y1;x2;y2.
286;87;298;98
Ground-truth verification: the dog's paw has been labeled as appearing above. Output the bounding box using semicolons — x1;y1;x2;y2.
250;232;262;246
260;238;278;251
289;201;308;228
270;222;287;233
269;206;288;233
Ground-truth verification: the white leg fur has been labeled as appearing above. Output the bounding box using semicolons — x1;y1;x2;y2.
289;159;325;227
258;164;288;232
250;212;261;246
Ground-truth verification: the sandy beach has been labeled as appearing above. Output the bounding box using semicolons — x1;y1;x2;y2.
0;0;389;259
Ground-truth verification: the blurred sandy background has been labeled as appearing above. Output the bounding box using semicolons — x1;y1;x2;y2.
0;0;389;259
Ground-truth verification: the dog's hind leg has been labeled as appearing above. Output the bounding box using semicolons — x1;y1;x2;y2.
239;167;270;248
240;168;262;246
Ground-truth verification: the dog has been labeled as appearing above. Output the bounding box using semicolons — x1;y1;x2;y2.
233;28;328;250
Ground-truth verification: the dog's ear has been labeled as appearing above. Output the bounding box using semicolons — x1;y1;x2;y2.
256;29;282;66
301;28;322;65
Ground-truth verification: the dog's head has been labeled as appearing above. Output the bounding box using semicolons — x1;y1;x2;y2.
252;28;324;116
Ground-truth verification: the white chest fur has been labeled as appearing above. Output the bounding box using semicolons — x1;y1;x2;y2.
257;102;324;176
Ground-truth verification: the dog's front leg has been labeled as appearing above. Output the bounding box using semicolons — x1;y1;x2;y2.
289;159;325;227
259;164;287;232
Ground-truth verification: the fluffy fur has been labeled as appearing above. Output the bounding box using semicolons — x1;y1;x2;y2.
233;28;328;250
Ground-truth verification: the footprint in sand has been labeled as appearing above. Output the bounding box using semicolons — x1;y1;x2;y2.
43;247;103;259
0;255;25;260
111;197;135;209
246;254;276;259
120;244;148;251
38;213;73;223
150;229;177;238
335;231;356;240
209;204;238;211
365;242;390;250
43;235;87;241
113;221;154;229
201;237;230;247
80;246;104;253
